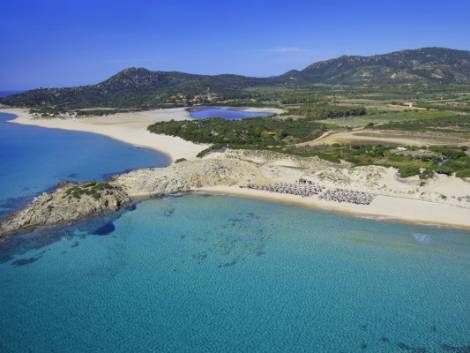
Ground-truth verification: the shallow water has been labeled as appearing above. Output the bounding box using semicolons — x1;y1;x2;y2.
1;194;469;353
190;106;270;120
0;112;169;214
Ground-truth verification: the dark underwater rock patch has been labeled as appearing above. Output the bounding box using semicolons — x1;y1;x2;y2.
219;259;238;268
163;207;175;217
397;342;426;353
92;222;116;235
442;344;470;353
192;252;208;264
127;203;137;211
11;256;41;266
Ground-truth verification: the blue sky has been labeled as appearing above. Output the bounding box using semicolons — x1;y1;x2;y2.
1;0;469;90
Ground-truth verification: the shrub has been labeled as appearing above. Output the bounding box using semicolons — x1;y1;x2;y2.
456;169;470;178
419;168;434;179
399;165;421;178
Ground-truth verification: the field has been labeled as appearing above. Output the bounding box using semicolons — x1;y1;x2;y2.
20;82;470;179
148;84;470;178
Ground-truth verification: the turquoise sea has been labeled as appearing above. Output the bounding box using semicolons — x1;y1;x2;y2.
1;195;470;352
0;112;168;214
1;110;470;353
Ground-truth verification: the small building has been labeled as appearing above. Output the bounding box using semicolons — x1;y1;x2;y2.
403;102;414;108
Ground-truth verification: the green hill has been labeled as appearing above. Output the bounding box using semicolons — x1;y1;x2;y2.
3;47;470;109
283;47;470;85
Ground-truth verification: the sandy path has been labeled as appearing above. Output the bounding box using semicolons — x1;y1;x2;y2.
302;129;469;147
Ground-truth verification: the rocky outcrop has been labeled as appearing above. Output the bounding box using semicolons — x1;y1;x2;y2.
0;158;264;237
114;157;265;198
3;149;469;238
0;182;130;237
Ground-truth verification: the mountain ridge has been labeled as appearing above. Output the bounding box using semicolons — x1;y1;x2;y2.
3;47;470;108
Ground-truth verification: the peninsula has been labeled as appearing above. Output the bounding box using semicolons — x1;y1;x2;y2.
2;47;470;235
1;105;470;236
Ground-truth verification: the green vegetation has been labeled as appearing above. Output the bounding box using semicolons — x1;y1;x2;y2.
278;93;328;105
316;109;463;128
415;102;470;112
378;115;470;132
5;48;470;180
278;144;470;178
398;165;421;178
74;108;137;116
30;106;67;117
66;182;114;200
30;107;138;117
4;48;470;109
148;116;326;150
286;104;366;120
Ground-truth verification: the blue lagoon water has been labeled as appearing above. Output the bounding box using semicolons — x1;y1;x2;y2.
1;194;470;353
190;106;270;120
0;112;169;214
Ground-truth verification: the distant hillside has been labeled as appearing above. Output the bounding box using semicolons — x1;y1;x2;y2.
3;47;470;109
1;69;266;109
280;47;470;85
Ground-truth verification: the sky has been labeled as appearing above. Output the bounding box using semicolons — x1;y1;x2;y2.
1;0;469;90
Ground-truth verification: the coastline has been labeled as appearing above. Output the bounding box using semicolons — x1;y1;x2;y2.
2;106;283;161
198;185;470;230
1;106;470;232
1;107;209;162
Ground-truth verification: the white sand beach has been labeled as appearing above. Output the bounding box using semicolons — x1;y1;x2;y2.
2;106;470;230
2;107;209;161
196;149;470;229
199;185;470;229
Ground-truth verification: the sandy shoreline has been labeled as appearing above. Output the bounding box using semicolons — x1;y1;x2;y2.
1;106;284;161
198;185;470;230
1;107;209;161
1;106;470;231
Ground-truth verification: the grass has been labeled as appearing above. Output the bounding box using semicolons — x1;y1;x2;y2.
277;144;470;178
317;110;458;128
378;115;470;132
285;104;366;120
66;182;114;200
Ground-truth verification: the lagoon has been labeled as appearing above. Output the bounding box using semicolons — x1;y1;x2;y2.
189;106;270;120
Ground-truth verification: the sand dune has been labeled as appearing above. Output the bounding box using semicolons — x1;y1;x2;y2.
2;107;470;230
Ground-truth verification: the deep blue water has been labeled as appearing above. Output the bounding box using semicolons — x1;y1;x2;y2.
189;106;270;120
0;112;169;214
1;194;470;353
